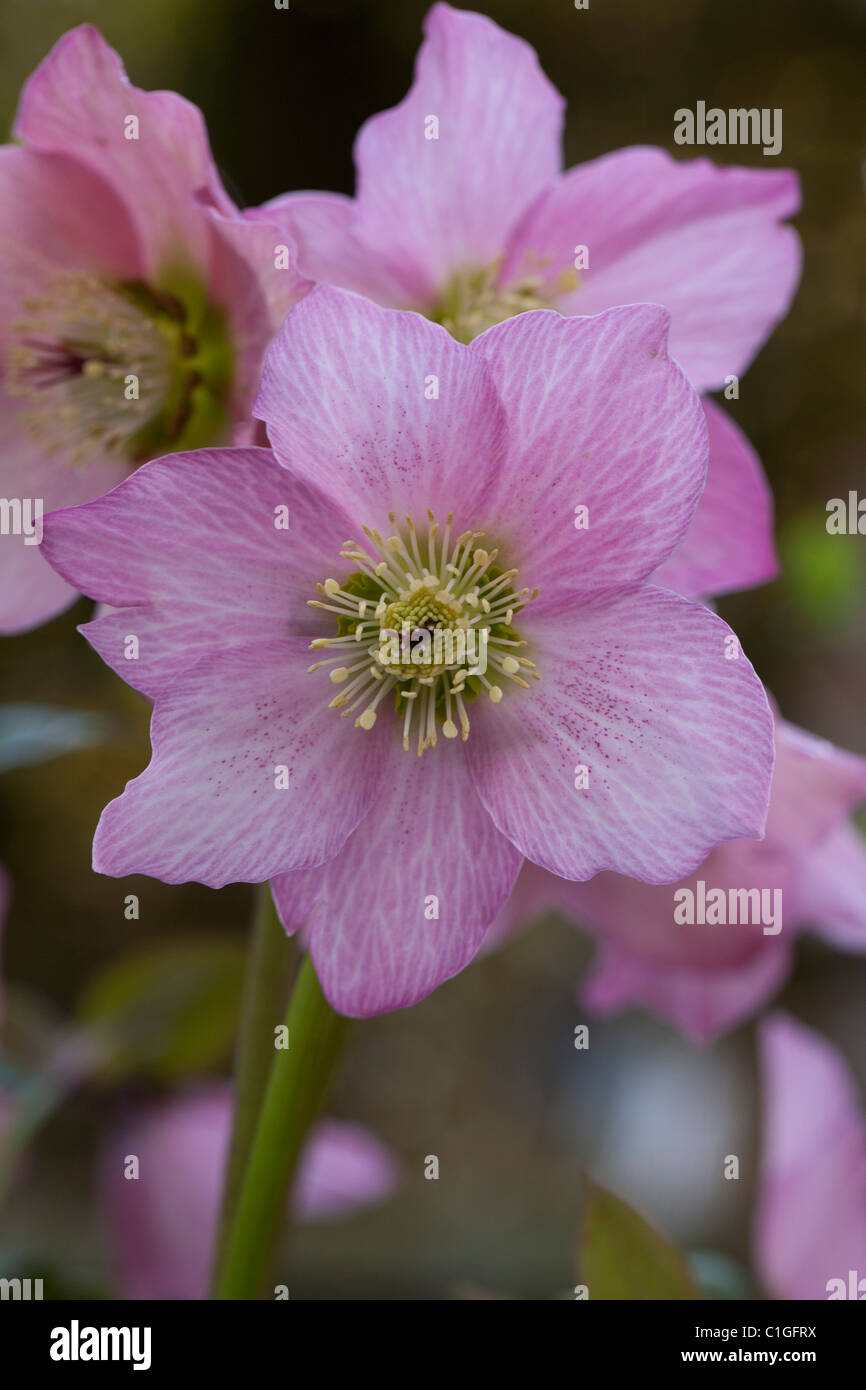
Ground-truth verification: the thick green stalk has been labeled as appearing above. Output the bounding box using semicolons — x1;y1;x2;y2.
212;953;351;1299
213;884;292;1279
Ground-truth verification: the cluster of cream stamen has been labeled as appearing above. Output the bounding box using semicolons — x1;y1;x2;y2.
436;253;580;343
308;510;540;756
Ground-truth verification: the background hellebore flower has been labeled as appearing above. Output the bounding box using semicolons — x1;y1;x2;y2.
0;25;309;634
755;1014;866;1300
254;1;801;603
491;717;866;1042
42;288;774;1016
100;1085;399;1300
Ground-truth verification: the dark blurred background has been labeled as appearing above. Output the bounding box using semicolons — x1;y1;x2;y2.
1;0;865;1298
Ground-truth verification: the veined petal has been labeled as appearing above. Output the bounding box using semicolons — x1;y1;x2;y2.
91;639;386;887
255;286;507;532
249;192;412;308
503;147;801;392
467;592;774;883
470;305;708;612
271;739;521;1017
41;448;353;697
654;398;777;599
352;3;564;304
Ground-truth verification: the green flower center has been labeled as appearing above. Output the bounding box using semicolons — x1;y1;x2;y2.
7;269;233;465
432;254;580;344
309;510;540;756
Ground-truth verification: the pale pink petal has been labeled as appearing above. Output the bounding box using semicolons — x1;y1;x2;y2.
92;639;386;887
0;405;128;635
101;1087;398;1300
249;192;412;307
271;740;521;1017
14;25;234;278
796;822;866;952
755;1014;866;1300
294;1119;401;1222
558;834;793;1040
41;448;353;697
471;305;707;613
0;526;77;634
255;286;506;531
558;835;792;971
583;934;791;1044
0;143;140;632
0;144;142;329
481;860;553;954
467;593;774;883
503;147;801;392
654;398;777;598
198;199;313;413
351;3;564;305
768;720;866;849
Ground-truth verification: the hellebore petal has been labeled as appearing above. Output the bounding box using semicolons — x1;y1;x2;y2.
795;822;866;953
41;448;354;699
467;594;773;883
14;25;233;276
255;285;507;531
271;740;521;1017
583;934;792;1045
470;304;707;612
653;398;777;599
755;1014;866;1301
503;147;800;393
91;639;386;887
351;2;564;305
501;716;866;1041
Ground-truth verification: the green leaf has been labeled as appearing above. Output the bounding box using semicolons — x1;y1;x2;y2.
578;1179;700;1300
77;940;245;1082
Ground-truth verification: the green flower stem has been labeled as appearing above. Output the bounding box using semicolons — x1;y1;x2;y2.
212;951;351;1300
213;884;292;1280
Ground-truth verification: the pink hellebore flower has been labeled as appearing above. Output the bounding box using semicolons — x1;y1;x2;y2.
256;2;801;601
43;288;774;1016
755;1014;866;1300
0;25;308;633
493;717;866;1042
100;1086;400;1300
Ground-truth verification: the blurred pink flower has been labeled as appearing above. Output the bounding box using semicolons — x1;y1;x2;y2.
492;715;866;1041
256;1;801;601
100;1085;400;1300
755;1013;866;1300
0;25;309;634
43;289;774;1014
